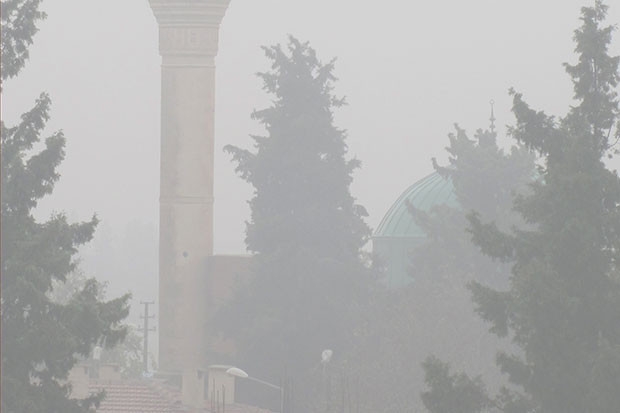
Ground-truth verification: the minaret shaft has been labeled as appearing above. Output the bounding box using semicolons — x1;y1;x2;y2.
149;0;230;373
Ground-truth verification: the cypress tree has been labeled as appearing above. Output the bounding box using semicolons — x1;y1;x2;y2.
220;36;373;411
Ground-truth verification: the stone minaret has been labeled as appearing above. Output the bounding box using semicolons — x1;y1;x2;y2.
149;0;231;374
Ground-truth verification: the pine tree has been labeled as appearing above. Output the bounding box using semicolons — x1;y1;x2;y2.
423;2;620;413
219;36;373;411
421;356;491;413
410;124;535;408
347;122;534;413
1;1;131;412
411;122;535;291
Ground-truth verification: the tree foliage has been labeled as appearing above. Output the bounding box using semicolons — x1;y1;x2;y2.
0;0;45;82
423;2;620;412
1;1;130;411
219;36;374;411
347;121;534;413
408;124;535;408
421;356;491;413
95;326;146;380
412;122;535;290
48;271;146;380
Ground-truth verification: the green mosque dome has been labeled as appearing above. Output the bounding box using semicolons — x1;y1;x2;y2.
375;171;457;238
373;171;458;287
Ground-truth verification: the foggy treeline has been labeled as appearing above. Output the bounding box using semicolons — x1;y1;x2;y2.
2;1;620;413
208;3;620;412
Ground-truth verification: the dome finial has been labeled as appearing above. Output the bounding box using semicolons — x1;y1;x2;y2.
489;99;496;134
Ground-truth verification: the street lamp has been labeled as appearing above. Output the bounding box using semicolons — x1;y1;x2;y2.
226;367;284;413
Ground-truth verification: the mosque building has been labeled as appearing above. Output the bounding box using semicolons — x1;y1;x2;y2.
373;171;456;288
146;0;465;407
70;1;461;411
147;0;460;379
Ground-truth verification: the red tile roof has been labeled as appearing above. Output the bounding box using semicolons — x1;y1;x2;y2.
89;380;274;413
89;380;184;413
206;405;274;413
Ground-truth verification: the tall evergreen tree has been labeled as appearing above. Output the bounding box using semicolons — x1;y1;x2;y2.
423;2;620;413
219;37;373;411
346;121;534;413
421;356;491;413
409;124;535;405
1;2;130;412
411;122;535;291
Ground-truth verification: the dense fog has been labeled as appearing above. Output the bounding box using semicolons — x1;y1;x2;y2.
2;1;620;412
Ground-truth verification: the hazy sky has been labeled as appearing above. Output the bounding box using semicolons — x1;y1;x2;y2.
3;0;620;278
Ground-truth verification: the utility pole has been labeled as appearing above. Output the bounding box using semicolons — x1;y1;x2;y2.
140;301;156;374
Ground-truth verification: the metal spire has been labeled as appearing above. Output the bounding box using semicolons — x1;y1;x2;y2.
489;99;496;134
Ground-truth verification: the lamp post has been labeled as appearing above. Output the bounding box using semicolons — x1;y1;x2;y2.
226;367;284;413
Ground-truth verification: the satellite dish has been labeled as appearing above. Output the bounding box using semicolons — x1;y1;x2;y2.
321;349;333;364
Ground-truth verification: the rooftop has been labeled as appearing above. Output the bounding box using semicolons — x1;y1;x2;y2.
374;171;457;239
89;379;274;413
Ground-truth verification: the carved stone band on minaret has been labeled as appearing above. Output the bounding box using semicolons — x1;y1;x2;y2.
149;0;231;375
150;0;230;65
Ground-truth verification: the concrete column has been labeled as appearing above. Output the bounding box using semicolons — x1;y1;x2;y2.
149;0;231;373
